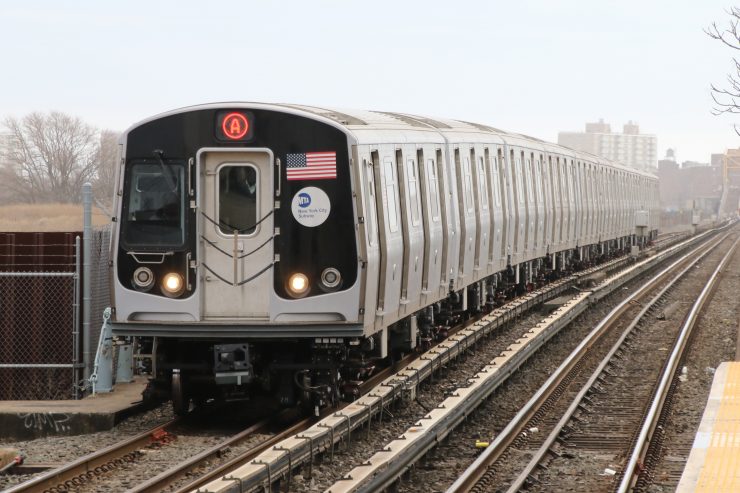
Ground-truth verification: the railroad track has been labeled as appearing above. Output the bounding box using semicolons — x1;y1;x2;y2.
4;418;181;493
311;226;728;493
142;363;411;493
447;231;736;492
2;229;699;493
189;229;719;493
624;236;739;492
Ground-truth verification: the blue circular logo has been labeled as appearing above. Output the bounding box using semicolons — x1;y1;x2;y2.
297;192;312;208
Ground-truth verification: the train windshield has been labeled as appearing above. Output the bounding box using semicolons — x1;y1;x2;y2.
121;162;186;249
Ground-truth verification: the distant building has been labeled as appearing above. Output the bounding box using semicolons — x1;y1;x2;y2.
658;149;723;215
558;119;658;173
681;160;708;168
717;148;740;217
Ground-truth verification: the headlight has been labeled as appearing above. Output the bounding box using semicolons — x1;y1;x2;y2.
286;272;310;298
320;267;341;289
132;267;155;291
161;272;185;298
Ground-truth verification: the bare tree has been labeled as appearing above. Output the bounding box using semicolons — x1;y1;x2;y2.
0;112;100;203
706;6;740;134
92;129;120;209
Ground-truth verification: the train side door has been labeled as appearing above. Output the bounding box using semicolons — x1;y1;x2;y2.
472;149;490;278
438;146;460;290
418;150;444;301
372;150;403;322
199;149;274;320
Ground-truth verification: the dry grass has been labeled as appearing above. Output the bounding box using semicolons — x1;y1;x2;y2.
0;203;110;232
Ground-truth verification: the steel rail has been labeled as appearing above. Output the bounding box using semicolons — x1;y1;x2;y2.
4;418;180;493
446;232;727;493
151;352;410;493
131;418;272;493
501;232;731;493
164;363;406;493
616;236;740;492
170;417;314;493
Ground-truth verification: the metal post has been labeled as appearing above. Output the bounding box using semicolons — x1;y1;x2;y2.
73;236;81;399
83;183;92;384
91;308;114;393
116;343;133;383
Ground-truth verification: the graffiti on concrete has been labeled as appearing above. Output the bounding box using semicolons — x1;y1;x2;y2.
17;412;71;433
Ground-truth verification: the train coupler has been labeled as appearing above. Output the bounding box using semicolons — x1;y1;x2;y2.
213;343;253;385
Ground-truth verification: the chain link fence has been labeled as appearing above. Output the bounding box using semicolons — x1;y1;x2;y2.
0;226;112;400
89;226;112;372
0;272;77;399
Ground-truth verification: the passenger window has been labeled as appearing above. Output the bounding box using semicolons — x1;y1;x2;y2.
567;162;575;203
478;156;489;211
534;159;543;203
365;159;377;247
428;159;440;221
383;157;399;233
464;156;474;212
493;155;503;207
407;159;421;226
515;158;524;204
218;164;258;235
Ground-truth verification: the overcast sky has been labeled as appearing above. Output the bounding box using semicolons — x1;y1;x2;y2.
1;0;737;163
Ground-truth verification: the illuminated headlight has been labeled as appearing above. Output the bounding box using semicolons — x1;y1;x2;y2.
286;273;310;298
132;267;155;291
161;272;185;298
320;267;341;289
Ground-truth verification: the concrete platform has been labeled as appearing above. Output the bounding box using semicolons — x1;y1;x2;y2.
0;377;149;440
677;362;740;492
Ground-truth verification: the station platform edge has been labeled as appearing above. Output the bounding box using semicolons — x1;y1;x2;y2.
677;361;740;492
0;377;148;441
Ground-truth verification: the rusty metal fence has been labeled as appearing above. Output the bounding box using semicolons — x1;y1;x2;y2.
0;228;111;400
0;271;78;399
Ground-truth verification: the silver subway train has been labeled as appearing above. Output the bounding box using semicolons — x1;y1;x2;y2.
110;103;658;413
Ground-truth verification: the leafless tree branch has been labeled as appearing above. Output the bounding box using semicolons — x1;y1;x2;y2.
707;6;740;131
0;112;118;204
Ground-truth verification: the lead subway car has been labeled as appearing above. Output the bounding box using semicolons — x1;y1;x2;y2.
111;103;658;413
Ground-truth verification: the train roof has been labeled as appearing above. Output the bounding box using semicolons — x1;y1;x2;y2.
127;102;657;179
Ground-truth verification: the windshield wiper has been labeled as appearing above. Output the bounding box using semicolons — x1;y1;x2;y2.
153;149;178;192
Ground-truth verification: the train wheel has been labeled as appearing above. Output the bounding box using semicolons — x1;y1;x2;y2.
171;369;189;415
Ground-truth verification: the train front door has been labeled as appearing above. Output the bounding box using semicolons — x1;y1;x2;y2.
199;149;274;320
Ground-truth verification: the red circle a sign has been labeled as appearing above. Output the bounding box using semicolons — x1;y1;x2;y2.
222;112;249;140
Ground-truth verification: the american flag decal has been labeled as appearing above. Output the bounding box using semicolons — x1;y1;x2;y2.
286;152;337;181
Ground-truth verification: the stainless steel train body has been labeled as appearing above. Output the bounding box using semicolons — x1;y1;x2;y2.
110;103;658;410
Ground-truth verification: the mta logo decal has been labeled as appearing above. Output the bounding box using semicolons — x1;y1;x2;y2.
298;192;312;208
